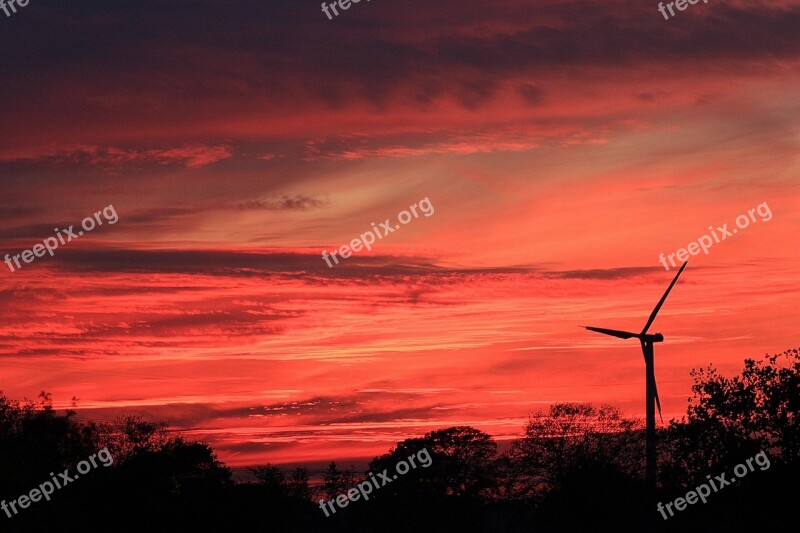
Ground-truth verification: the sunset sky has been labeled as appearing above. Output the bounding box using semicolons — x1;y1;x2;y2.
1;0;798;468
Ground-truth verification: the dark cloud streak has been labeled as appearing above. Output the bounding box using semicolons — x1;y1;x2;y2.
1;0;798;146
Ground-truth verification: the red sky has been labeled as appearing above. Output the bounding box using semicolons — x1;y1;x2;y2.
1;0;798;467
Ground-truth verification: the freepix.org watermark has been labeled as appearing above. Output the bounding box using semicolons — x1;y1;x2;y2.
321;0;371;21
4;204;119;273
656;450;770;520
657;0;710;21
321;197;434;268
0;0;32;19
318;447;433;517
658;202;772;271
1;447;114;519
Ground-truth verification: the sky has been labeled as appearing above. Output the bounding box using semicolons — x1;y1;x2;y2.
0;0;798;467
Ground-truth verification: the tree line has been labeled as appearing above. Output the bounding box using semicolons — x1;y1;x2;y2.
1;348;797;532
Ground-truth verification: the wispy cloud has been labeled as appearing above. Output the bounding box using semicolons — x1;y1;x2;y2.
0;144;232;169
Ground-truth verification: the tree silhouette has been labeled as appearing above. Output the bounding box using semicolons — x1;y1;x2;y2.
662;348;800;485
0;391;97;494
370;426;498;499
97;416;173;462
349;427;499;533
287;466;312;500
251;463;290;499
505;403;643;500
321;461;357;500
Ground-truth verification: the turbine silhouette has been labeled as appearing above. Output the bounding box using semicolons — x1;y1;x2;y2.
581;261;688;488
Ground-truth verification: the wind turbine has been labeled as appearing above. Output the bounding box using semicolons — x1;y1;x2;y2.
581;261;687;489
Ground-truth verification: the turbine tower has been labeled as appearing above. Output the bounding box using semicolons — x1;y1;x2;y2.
581;261;687;489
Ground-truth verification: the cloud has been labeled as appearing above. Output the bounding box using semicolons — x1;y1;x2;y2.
0;206;44;224
548;267;661;280
2;0;798;150
301;125;609;160
0;144;232;169
234;195;327;211
518;83;544;105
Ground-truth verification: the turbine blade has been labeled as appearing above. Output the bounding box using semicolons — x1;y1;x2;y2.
641;261;688;335
653;377;663;424
584;326;639;339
